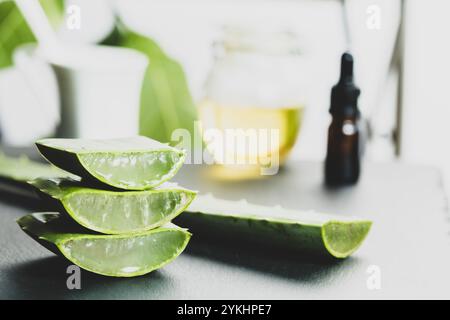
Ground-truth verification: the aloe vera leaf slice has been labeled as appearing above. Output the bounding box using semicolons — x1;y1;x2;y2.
35;136;186;190
0;152;75;183
177;194;372;259
29;177;197;234
17;212;191;277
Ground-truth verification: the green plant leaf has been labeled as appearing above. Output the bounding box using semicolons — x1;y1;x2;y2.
35;136;186;190
17;212;191;277
0;0;64;69
177;194;372;259
102;26;198;145
0;152;73;182
30;177;197;234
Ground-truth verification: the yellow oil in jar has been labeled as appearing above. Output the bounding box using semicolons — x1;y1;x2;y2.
198;100;303;180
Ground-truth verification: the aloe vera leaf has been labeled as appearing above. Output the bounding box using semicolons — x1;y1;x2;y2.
35;136;186;190
30;177;197;234
177;194;372;259
17;212;191;277
0;152;75;183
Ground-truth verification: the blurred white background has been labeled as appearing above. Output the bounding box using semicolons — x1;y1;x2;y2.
1;0;449;193
402;0;450;194
117;0;401;163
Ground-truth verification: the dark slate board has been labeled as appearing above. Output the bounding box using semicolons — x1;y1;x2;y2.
0;161;449;299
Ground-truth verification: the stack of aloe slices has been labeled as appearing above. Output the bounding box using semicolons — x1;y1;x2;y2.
16;136;196;277
1;136;373;277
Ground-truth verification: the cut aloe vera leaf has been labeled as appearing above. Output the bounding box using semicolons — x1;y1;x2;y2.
17;212;191;277
29;177;196;234
0;152;75;183
35;136;186;190
0;153;77;199
176;194;372;259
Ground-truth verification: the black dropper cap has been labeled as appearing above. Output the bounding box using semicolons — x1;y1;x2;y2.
329;52;360;117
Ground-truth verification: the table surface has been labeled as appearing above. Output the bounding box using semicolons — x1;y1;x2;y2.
1;160;449;299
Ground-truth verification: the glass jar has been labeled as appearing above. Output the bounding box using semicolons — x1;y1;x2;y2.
199;26;306;180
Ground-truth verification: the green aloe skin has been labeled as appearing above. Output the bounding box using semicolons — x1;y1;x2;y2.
0;152;74;183
17;213;191;277
36;136;186;190
178;194;372;258
30;178;197;234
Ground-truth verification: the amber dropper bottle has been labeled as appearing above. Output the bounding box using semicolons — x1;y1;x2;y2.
325;52;361;186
